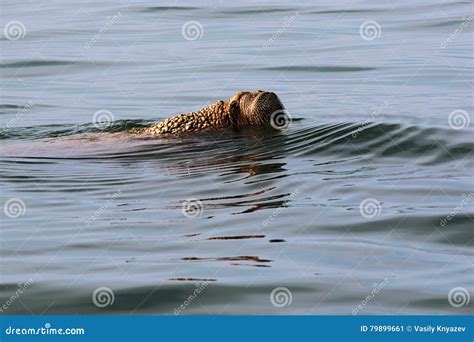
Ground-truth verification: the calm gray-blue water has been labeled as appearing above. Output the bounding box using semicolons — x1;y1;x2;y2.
1;0;473;315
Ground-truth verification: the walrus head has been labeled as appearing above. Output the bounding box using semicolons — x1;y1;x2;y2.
227;90;285;126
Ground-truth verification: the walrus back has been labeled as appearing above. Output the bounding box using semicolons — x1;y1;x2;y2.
135;101;231;135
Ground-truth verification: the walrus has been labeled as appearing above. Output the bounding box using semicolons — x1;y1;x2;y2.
134;90;285;135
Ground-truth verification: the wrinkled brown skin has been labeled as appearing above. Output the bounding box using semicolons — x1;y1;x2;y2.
134;90;284;135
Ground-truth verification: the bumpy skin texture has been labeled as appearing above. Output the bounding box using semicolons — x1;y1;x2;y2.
139;101;231;135
133;90;284;136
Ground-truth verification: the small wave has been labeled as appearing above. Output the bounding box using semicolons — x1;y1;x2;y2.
182;256;272;263
206;235;265;240
217;7;297;15
1;121;471;168
259;66;377;73
135;6;200;13
308;9;383;15
0;120;152;141
0;60;111;69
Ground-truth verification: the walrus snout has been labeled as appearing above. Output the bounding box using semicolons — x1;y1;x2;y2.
238;90;284;125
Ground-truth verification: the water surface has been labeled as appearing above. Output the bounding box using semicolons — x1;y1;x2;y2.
1;0;473;314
